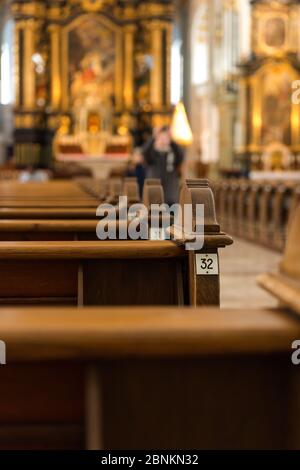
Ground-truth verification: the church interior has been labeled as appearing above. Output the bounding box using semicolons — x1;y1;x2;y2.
0;0;299;454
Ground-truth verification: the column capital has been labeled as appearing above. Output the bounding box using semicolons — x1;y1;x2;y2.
147;19;172;31
123;23;137;33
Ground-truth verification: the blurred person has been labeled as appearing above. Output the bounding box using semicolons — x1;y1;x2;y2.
142;126;184;205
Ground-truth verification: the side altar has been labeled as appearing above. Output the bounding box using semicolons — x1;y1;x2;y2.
235;0;300;176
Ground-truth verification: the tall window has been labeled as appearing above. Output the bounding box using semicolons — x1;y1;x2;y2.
238;0;251;60
171;36;182;105
191;2;209;86
0;19;14;105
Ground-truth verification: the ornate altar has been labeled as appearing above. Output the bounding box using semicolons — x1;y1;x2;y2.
236;0;300;176
10;0;174;170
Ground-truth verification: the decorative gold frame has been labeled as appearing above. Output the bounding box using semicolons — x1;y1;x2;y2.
249;61;300;153
253;7;290;58
60;13;123;112
260;13;288;56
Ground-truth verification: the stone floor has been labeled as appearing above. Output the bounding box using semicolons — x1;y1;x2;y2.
219;237;281;309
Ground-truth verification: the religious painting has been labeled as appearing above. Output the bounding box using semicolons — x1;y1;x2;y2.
261;68;292;147
68;16;115;113
263;17;286;49
253;6;290;57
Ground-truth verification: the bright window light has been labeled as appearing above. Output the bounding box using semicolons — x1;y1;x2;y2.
191;4;209;86
0;20;14;106
171;38;182;105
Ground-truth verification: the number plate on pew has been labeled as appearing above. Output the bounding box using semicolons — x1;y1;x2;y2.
196;254;219;275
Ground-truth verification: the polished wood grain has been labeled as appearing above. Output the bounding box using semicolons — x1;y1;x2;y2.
0;200;99;208
0;208;97;219
0;220;98;232
0;305;299;450
82;258;182;306
0;306;298;360
0;181;99;213
0;181;91;198
0;260;77;300
0;240;184;259
0;240;187;306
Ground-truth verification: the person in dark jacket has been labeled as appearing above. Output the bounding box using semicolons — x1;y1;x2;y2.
142;126;184;205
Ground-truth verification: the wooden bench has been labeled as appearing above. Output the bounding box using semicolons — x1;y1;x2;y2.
0;180;232;307
287;183;300;231
216;180;230;231
0;178;139;219
0;179;165;240
0;305;299;449
213;179;300;252
258;203;300;314
236;180;251;238
0;181;99;207
271;182;295;251
0;180;99;219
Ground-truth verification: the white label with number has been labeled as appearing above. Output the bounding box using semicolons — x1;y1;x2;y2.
150;228;166;241
196;253;219;275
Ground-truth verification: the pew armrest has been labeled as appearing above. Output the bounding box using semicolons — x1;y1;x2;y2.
257;272;300;317
167;225;233;248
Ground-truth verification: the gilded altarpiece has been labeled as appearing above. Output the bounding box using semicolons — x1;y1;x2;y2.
10;0;174;165
236;0;300;173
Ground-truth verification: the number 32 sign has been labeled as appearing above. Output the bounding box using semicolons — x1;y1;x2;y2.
196;254;219;275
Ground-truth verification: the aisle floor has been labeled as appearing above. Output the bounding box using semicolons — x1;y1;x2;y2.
219;237;281;309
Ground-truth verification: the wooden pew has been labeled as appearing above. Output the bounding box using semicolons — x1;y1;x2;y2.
0;305;299;449
0;180;232;307
248;181;296;251
215;178;300;252
0;207;98;220
0;178;137;219
0;241;183;306
0;180;99;219
258;203;300;313
271;182;295;252
0;179;165;241
79;177;140;204
217;180;230;231
211;180;220;219
0;176;126;222
257;182;277;246
245;180;263;242
0;181;99;207
226;180;240;235
287;183;300;232
143;178;164;207
123;177;140;204
236;180;251;238
0;220;98;241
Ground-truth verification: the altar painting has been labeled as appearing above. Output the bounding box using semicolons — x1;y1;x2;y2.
261;68;292;147
68;17;115;113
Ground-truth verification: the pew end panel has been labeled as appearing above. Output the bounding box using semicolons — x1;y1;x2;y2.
124;177;140;204
169;179;233;306
258;204;300;316
143;178;164;208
